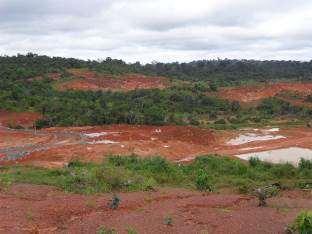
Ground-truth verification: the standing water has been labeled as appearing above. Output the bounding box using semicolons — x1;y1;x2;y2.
236;147;312;166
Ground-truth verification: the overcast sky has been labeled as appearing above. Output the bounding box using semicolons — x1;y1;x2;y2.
0;0;311;63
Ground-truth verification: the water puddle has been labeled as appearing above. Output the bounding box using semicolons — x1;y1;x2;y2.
84;132;109;138
87;140;119;145
239;146;263;151
265;128;280;132
84;132;119;138
236;147;312;166
227;133;285;145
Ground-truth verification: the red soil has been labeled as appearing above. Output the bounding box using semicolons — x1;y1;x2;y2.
0;110;41;128
1;124;312;168
2;125;216;168
218;82;312;103
56;69;169;92
0;184;310;234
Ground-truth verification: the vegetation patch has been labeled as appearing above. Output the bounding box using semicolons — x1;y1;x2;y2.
287;211;312;234
0;155;311;195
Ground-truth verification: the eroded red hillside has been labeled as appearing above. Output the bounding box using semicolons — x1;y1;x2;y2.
218;82;312;103
56;69;170;92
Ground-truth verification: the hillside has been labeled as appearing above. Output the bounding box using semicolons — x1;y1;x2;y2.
55;69;170;92
0;54;312;233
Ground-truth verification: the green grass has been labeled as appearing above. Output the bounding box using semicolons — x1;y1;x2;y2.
288;211;312;234
0;155;311;195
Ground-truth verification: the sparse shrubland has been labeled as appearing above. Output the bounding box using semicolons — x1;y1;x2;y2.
0;155;311;194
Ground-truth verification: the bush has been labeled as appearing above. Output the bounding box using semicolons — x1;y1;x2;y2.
195;169;213;191
271;163;296;178
288;211;312;234
97;226;116;234
299;159;312;170
249;157;262;167
214;119;226;124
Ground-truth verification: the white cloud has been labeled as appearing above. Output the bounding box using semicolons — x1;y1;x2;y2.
0;0;311;63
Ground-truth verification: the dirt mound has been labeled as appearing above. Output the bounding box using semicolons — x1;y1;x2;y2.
218;82;312;103
0;110;41;128
56;69;170;92
0;184;310;233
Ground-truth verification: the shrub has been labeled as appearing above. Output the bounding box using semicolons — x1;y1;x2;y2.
97;226;116;234
288;211;312;234
163;216;173;226
108;194;121;210
141;178;157;191
233;178;255;194
299;159;312;170
271;163;296;178
126;228;138;234
249;157;261;167
297;181;312;190
214;119;226;124
0;178;12;192
195;169;213;191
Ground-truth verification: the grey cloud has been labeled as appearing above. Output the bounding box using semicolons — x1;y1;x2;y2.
0;0;311;63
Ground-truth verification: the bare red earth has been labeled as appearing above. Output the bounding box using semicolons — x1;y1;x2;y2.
218;82;312;103
0;110;41;128
56;69;170;92
0;125;216;168
1;124;312;168
0;184;310;234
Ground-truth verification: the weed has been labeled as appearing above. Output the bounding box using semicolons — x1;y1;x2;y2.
108;194;120;210
195;169;213;191
97;226;117;234
254;183;280;207
249;157;261;167
164;216;173;226
287;211;312;234
126;227;138;234
299;159;312;170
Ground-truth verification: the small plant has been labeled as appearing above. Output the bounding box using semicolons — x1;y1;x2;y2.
287;211;312;234
299;159;312;170
195;169;213;192
255;187;267;207
249;157;261;167
0;178;11;192
297;181;312;190
25;210;34;221
254;184;280;207
163;216;173;226
126;227;138;234
97;226;117;234
108;194;121;210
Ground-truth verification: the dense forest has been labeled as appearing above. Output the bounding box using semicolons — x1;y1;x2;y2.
1;54;312;128
2;53;312;82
